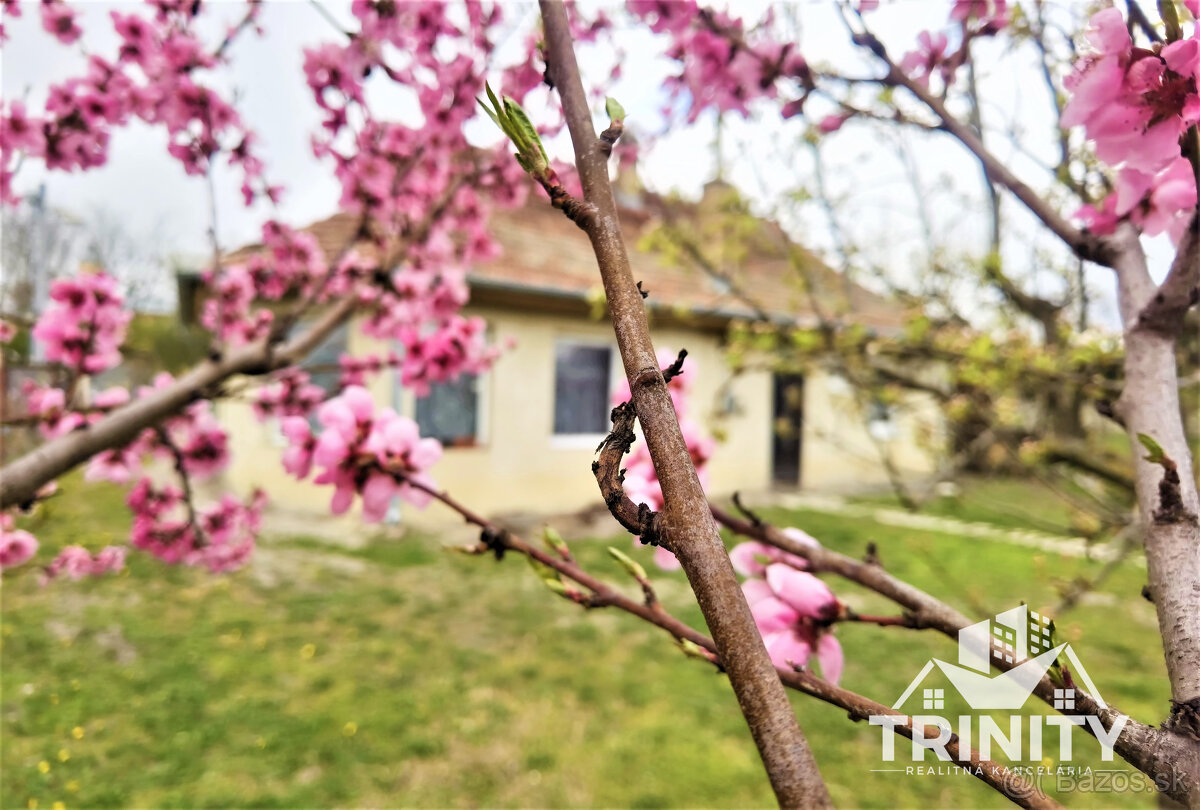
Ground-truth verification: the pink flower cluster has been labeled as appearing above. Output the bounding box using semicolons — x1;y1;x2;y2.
83;376;230;485
0;513;38;571
614;350;716;571
253;368;327;421
731;531;844;683
31;271;130;375
628;1;806;122
24;382;128;440
41;545;126;584
127;480;264;573
280;386;443;521
203;221;327;346
2;3;270;204
898;2;1008;92
1065;8;1199;245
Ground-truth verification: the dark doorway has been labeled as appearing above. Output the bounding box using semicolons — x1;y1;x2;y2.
772;373;804;486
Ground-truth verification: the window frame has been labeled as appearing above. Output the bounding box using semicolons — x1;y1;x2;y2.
393;343;490;451
550;336;619;448
413;370;489;449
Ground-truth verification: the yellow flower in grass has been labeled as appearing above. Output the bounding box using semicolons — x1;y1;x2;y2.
53;802;64;810
342;722;357;737
37;761;50;774
300;644;316;660
65;782;79;794
57;750;69;763
71;727;83;740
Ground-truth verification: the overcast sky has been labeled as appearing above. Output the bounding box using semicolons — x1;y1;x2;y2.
3;1;1173;329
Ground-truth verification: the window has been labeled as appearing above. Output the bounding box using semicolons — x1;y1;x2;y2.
416;373;480;447
866;398;898;441
553;342;613;435
1054;689;1075;710
299;321;349;396
922;689;944;711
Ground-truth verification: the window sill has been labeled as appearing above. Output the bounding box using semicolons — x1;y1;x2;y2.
550;433;608;450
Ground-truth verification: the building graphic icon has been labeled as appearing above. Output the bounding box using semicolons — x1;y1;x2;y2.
891;605;1107;712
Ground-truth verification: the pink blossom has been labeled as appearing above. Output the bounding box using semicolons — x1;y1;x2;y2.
817;113;849;134
951;0;1009;32
730;535;813;577
1062;8;1198;175
740;563;842;681
31;270;130;375
1074;195;1119;236
0;513;38;570
43;546;97;581
280;417;316;479
40;0;81;44
253;368;325;421
85;444;143;484
900;31;951;89
0;319;15;343
1115;158;1198;245
292;386;443;520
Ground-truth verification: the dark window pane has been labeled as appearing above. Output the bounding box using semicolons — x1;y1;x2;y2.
300;321;349;396
416;373;478;445
554;344;611;434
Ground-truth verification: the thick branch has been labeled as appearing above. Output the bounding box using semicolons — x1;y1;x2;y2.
0;294;358;511
539;2;831;805
1110;224;1200;764
1136;213;1199;335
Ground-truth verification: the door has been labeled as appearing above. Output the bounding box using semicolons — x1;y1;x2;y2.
772;373;804;486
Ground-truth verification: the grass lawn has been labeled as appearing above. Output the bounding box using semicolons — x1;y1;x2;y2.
1;477;1166;809
848;474;1134;538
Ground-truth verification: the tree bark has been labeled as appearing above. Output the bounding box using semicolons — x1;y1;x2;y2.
538;3;832;806
1110;224;1200;790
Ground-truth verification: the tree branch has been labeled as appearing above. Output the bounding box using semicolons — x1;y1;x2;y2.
538;2;832;804
847;31;1114;266
1135;213;1199;335
1110;223;1200;767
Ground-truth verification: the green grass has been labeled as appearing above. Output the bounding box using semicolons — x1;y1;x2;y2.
2;478;1167;809
849;475;1132;538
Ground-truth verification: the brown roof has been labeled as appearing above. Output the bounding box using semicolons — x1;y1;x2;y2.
224;182;905;333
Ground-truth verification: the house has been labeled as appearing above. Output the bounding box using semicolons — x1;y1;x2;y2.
201;181;942;528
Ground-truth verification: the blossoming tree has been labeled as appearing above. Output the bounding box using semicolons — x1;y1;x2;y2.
1;0;1198;806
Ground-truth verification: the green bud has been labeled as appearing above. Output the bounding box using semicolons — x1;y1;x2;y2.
605;96;626;124
1160;0;1182;42
1138;433;1168;466
607;546;648;581
527;556;567;594
542;526;571;557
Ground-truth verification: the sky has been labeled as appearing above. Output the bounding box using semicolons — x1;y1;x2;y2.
1;0;1175;330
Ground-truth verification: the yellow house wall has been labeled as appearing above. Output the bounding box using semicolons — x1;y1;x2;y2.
214;307;940;529
799;368;941;492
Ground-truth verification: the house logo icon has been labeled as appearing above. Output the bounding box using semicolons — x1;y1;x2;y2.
869;605;1127;767
891;605;1107;712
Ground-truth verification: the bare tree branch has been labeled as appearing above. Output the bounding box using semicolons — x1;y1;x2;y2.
538;2;832;804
